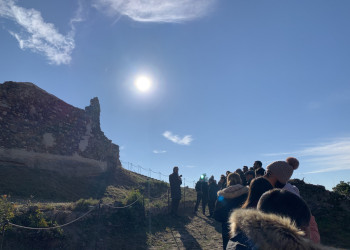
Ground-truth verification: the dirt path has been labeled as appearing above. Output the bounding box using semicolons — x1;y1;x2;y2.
147;212;223;250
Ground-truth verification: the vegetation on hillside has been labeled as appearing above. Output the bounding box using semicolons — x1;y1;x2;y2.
332;181;350;198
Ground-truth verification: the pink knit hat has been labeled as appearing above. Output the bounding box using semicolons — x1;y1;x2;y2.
266;157;299;184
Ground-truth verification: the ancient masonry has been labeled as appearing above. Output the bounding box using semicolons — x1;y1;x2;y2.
0;81;120;177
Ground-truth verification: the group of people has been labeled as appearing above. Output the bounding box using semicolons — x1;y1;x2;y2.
169;158;331;250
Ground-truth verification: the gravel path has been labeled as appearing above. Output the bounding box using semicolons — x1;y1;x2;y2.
148;212;223;250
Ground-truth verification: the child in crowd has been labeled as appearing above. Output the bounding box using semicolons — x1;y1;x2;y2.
227;189;335;250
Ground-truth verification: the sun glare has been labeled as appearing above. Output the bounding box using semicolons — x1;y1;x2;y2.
135;76;152;92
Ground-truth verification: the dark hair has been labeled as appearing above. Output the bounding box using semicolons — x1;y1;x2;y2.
257;189;311;228
255;167;265;177
244;170;255;178
254;161;262;168
241;177;273;209
235;168;243;175
275;180;286;189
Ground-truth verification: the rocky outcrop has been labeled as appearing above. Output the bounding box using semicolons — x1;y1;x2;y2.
0;81;120;177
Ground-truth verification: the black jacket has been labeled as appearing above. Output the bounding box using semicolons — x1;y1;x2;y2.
195;180;209;199
169;172;182;199
208;182;219;201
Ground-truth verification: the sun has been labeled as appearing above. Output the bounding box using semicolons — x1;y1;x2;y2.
135;76;152;92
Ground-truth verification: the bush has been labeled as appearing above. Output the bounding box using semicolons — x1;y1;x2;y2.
72;198;99;211
0;195;14;231
5;206;65;249
333;181;350;198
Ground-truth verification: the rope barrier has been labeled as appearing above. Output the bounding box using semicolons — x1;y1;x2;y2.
4;161;195;235
121;161;196;186
8;206;96;230
103;195;143;209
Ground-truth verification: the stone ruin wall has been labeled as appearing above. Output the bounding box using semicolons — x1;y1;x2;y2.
0;81;120;177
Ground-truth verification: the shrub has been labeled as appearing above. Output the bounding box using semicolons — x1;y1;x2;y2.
0;195;14;231
333;181;350;198
72;198;99;211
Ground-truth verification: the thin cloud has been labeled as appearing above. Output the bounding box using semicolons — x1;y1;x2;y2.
185;165;197;168
153;150;167;154
0;0;83;65
93;0;216;23
263;137;350;174
163;131;193;146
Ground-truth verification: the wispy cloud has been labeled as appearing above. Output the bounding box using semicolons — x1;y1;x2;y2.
263;137;350;174
153;150;167;154
93;0;216;23
185;165;197;168
163;131;193;146
0;0;84;65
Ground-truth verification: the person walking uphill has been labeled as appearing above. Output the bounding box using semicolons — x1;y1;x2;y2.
169;166;182;217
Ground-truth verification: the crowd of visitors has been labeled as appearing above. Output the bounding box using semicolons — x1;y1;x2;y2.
169;158;328;250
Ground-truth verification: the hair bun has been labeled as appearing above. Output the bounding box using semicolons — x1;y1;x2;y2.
286;157;299;170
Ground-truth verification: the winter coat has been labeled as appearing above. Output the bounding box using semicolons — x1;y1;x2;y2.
195;180;209;198
214;184;248;223
227;209;337;250
169;172;182;199
208;182;219;201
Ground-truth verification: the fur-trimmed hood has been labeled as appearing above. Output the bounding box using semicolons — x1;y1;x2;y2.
217;184;248;199
228;209;337;250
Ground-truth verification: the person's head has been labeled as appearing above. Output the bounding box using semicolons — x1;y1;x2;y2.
220;174;225;180
241;177;273;209
173;166;179;174
244;170;255;185
226;171;231;176
243;166;248;173
257;189;311;230
235;169;243;175
209;175;215;184
255;167;265;177
265;157;299;188
227;173;242;186
253;161;262;170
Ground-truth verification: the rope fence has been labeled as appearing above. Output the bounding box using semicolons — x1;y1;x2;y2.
0;161;198;249
120;160;197;188
8;206;96;230
2;188;193;232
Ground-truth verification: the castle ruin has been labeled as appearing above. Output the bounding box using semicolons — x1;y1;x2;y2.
0;81;120;177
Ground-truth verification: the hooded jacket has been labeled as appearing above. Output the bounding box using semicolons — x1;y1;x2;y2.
214;184;248;223
227;209;337;250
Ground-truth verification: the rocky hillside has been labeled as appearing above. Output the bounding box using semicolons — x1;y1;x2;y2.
290;179;350;248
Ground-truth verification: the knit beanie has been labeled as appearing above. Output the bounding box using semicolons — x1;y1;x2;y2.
266;157;299;184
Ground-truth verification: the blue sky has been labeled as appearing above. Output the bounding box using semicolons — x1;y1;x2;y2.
1;0;350;190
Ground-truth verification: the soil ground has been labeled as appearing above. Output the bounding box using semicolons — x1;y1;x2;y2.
147;211;223;250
